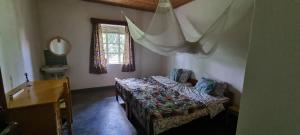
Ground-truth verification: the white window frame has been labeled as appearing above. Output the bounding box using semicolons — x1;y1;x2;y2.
102;32;125;65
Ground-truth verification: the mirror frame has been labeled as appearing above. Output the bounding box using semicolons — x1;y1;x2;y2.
48;36;72;56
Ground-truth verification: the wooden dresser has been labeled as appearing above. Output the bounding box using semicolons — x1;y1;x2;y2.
6;80;69;135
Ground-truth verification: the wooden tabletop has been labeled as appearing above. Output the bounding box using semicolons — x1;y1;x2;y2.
6;80;67;109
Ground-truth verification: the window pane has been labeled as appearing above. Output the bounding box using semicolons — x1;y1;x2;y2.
108;44;119;53
107;33;118;43
120;43;125;53
103;44;107;53
120;34;125;44
102;33;106;43
100;25;127;65
120;53;124;64
108;54;120;64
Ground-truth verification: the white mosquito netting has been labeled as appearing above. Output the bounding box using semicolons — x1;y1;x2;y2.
125;0;255;56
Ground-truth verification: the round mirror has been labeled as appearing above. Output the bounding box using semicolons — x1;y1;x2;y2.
48;37;71;56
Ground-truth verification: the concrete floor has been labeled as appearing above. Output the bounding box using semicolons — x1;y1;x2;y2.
68;87;235;135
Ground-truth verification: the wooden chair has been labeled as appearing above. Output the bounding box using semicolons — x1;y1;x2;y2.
0;68;18;134
0;110;18;135
63;77;73;122
60;77;73;135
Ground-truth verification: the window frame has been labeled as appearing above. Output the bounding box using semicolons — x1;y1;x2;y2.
91;18;129;65
102;32;125;65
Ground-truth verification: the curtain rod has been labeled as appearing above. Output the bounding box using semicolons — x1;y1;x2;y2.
90;18;127;26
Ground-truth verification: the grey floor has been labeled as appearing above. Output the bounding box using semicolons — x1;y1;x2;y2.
68;87;234;135
70;87;136;135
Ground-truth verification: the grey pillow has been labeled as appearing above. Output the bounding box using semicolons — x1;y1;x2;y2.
178;70;192;83
211;82;228;97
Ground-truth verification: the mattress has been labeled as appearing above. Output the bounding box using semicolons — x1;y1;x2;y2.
115;76;229;135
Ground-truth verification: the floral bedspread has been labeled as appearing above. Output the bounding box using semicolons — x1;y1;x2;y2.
115;76;229;135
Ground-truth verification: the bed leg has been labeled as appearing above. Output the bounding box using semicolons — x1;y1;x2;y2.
125;102;129;116
147;126;154;135
115;89;119;102
128;103;132;120
147;118;155;135
116;94;119;102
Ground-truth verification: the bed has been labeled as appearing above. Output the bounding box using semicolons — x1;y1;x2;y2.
115;76;231;135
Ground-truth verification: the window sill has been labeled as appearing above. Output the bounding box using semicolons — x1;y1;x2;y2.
107;64;123;65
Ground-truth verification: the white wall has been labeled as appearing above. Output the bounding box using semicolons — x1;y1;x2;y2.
161;0;253;106
0;0;42;91
37;0;163;90
237;0;300;134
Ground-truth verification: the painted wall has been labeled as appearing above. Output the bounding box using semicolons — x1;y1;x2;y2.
161;0;253;106
37;0;163;90
0;0;42;91
237;0;300;134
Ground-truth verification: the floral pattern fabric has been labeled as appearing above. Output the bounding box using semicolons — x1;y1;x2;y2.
115;76;229;135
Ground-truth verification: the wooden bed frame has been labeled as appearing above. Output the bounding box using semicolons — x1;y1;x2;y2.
115;78;233;135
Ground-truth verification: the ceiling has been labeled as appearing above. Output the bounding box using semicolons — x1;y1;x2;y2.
83;0;192;12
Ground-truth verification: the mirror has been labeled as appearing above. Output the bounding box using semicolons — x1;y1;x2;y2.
48;37;71;56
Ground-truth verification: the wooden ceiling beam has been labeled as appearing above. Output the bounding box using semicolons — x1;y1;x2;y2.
83;0;192;12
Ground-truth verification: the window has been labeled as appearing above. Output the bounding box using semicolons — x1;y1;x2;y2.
90;18;135;74
101;24;126;64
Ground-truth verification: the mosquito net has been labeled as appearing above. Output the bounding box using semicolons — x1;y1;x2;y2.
125;0;255;56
